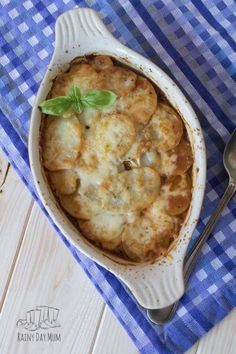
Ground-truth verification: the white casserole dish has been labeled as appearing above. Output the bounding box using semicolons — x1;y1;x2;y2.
29;8;206;309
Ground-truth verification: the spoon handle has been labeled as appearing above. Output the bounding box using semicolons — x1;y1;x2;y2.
184;181;236;282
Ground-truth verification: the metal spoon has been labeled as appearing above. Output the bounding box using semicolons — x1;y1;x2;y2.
147;129;236;324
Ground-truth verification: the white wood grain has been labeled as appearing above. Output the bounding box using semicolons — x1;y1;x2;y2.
196;309;236;354
0;153;33;304
92;306;138;354
186;341;199;354
0;203;105;354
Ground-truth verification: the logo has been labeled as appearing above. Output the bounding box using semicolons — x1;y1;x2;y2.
16;306;60;331
16;306;61;342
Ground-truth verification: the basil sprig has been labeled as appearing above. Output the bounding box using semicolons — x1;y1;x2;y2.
39;86;117;116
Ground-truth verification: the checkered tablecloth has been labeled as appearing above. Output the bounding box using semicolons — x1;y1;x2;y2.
0;1;236;353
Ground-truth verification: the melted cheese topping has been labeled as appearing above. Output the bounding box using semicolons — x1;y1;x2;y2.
42;116;82;171
98;167;161;213
79;213;125;250
102;66;137;96
87;112;136;160
41;55;193;262
48;170;78;195
146;103;183;151
117;76;157;125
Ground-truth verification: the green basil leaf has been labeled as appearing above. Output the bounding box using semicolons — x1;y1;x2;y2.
81;90;117;109
69;86;81;101
39;96;73;116
72;100;84;113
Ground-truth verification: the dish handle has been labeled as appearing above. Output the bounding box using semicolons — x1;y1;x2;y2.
54;8;116;54
121;258;185;309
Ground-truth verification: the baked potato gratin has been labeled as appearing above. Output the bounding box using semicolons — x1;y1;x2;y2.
40;55;193;263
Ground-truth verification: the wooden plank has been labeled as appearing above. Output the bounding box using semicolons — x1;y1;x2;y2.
0;203;105;354
0;152;33;304
92;305;138;354
196;309;236;354
186;341;199;354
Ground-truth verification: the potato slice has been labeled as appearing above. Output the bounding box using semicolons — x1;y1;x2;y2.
59;190;102;219
79;213;125;251
146;103;183;151
87;55;113;71
67;63;106;92
122;217;159;261
159;139;193;176
102;66;137;96
173;139;193;175
77;158;119;188
98;167;160;213
123;134;151;162
123;134;161;171
122;216;177;262
51;63;104;97
118;76;157;125
48;170;78;195
42;116;82;171
167;194;191;216
139;150;161;171
87;112;136;159
61;159;118;219
122;197;180;261
163;174;192;215
159;150;178;176
78;107;100;128
145;197;178;232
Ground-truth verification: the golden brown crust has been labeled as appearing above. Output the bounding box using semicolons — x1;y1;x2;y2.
102;66;137;96
42;116;82;171
59;191;102;219
163;174;192;216
122;208;178;261
51;63;105;98
42;55;193;262
79;213;125;251
98;167;161;213
117;76;157;125
158;139;193;176
146;103;183;151
86;55;114;71
48;170;78;195
89;112;136;159
173;139;193;175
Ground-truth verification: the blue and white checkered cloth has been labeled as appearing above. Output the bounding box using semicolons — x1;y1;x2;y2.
0;1;236;353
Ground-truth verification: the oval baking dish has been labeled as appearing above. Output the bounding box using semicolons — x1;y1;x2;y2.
29;8;206;309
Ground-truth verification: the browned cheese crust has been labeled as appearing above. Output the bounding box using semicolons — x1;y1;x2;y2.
41;55;193;263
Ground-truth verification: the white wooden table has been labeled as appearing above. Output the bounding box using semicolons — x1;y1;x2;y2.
0;150;235;354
